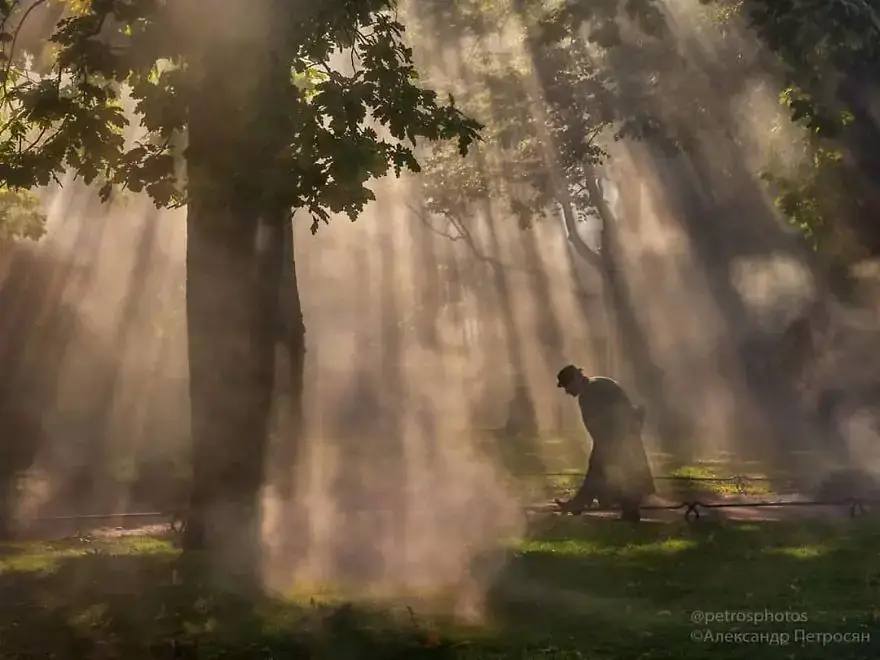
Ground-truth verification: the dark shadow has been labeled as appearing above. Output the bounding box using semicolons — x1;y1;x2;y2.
3;516;880;657
740;3;880;259
480;515;880;655
0;544;454;658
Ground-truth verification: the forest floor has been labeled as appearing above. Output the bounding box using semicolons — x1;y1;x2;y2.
1;513;879;659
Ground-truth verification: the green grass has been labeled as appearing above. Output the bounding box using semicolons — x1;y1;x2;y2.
2;518;880;658
523;456;782;503
486;518;880;658
479;428;804;502
660;461;775;497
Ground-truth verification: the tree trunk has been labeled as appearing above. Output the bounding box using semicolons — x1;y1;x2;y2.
275;220;306;501
180;33;290;591
182;205;286;589
268;221;308;566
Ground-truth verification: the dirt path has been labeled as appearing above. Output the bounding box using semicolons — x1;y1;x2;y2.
8;518;174;543
528;492;875;522
8;492;875;544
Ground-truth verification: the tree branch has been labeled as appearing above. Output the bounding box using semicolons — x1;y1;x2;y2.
407;200;546;275
405;199;601;303
557;196;602;269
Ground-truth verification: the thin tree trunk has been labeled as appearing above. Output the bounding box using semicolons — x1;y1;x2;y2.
554;183;618;373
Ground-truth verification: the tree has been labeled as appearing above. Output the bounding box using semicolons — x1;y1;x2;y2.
0;0;479;588
414;0;671;238
409;0;702;445
708;0;880;262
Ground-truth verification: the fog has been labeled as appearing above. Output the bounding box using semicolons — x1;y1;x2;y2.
1;0;879;619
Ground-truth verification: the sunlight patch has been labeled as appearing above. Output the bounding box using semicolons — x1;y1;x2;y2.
620;538;697;556
520;537;697;557
0;537;174;575
0;548;76;575
764;546;828;559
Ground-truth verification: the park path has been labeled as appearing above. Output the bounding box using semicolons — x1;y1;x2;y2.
529;492;873;523
7;492;873;543
645;494;865;522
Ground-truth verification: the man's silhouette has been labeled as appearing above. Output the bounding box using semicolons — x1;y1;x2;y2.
555;364;654;522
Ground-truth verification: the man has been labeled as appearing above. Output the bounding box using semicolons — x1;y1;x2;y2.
554;364;655;522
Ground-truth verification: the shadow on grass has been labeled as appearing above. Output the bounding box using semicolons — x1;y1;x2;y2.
3;520;880;659
481;517;880;658
0;536;460;659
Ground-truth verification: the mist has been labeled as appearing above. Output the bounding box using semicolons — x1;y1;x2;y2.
1;0;879;624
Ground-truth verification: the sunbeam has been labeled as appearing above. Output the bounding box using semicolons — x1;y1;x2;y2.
2;1;879;646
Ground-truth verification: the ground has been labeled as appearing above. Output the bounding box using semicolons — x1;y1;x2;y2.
516;452;794;505
2;514;879;659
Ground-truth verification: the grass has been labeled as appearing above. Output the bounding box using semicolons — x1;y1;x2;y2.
660;460;776;497
480;428;808;502
487;517;880;658
522;455;783;503
2;518;880;658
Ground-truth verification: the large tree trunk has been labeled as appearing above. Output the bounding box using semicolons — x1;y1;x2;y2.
182;204;286;588
180;31;290;591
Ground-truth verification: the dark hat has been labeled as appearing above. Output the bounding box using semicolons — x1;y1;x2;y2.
556;364;582;388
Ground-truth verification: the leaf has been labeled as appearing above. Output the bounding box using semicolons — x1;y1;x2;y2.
98;181;113;201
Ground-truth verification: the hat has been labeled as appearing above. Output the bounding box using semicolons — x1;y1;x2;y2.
556;364;582;388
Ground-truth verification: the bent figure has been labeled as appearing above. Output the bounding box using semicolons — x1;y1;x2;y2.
554;364;655;522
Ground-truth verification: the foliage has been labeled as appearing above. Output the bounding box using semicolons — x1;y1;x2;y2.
0;185;44;243
707;0;880;260
417;59;558;227
0;0;482;231
708;0;880;135
761;145;865;256
410;0;679;234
